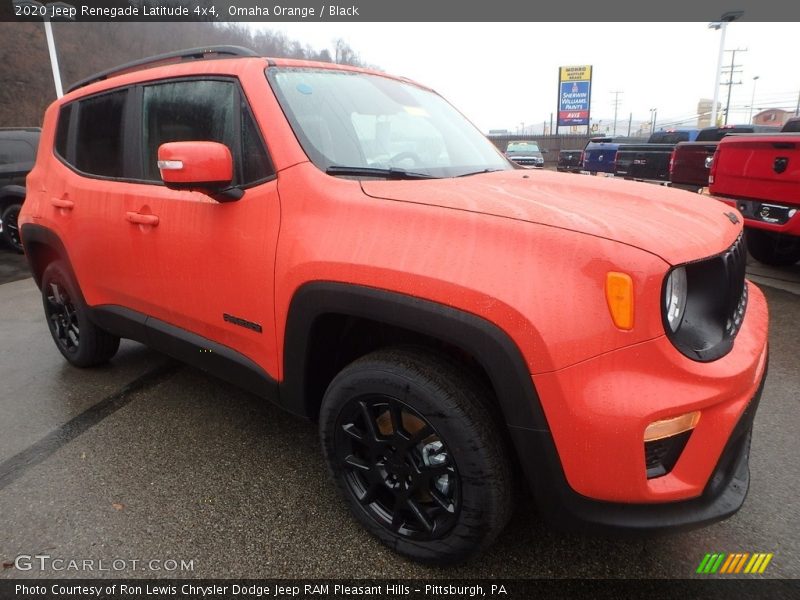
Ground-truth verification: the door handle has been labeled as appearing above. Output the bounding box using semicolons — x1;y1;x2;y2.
51;198;74;209
126;212;159;226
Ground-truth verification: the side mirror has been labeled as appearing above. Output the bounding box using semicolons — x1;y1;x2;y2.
157;141;243;202
540;149;549;154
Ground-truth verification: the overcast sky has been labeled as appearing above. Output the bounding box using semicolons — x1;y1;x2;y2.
257;22;799;134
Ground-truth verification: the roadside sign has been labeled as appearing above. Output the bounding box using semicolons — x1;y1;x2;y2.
557;65;592;128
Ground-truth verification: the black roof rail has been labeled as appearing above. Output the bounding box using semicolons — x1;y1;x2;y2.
0;127;41;132
67;46;260;93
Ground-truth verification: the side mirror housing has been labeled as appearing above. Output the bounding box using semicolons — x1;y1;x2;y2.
157;141;242;202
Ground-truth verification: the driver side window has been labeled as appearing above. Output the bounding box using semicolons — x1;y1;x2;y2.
142;80;236;182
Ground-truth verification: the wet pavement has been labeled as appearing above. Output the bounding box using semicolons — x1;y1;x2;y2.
0;247;798;579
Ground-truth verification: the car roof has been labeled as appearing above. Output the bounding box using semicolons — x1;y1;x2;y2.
66;45;429;99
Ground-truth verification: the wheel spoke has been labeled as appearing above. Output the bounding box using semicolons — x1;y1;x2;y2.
341;422;364;443
406;498;435;533
358;401;381;441
355;479;380;505
429;488;455;513
343;454;371;472
388;400;405;437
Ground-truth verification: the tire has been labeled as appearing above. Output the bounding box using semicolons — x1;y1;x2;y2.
319;347;513;565
41;260;120;367
1;203;24;253
746;229;800;267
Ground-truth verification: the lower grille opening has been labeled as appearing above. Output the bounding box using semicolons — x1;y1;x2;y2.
645;430;693;479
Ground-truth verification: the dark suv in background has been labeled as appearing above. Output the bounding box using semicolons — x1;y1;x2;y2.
0;128;40;252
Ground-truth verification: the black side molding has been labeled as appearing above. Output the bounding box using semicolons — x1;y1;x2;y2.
90;305;279;403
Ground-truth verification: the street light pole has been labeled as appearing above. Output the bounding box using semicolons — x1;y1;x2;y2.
710;22;727;126
709;11;743;127
13;0;73;99
749;75;760;123
42;15;63;98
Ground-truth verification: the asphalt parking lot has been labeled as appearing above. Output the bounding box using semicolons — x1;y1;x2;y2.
0;245;798;580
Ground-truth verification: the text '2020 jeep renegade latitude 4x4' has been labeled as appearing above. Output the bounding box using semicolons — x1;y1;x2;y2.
21;47;768;565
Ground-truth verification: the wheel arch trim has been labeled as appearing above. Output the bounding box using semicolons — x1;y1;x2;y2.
280;281;550;433
19;223;79;291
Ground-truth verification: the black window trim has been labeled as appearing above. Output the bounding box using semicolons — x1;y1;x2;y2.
52;75;276;190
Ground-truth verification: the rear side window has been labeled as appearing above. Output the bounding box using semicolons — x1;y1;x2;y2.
54;104;72;159
75;91;126;177
142;80;236;181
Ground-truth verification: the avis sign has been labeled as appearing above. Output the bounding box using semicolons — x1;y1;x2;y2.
558;65;592;127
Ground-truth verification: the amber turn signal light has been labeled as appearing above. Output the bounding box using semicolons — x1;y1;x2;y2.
644;411;701;442
605;272;634;330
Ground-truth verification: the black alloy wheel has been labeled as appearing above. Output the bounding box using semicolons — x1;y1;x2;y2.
320;347;513;564
1;204;23;253
45;278;80;354
40;261;120;367
334;394;460;540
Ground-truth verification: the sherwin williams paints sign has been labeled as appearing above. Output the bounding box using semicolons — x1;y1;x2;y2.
557;65;592;127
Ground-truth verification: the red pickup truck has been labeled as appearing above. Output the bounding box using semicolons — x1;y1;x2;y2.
710;117;800;265
669;125;780;192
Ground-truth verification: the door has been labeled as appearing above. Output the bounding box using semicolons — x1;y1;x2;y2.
123;77;281;375
46;89;157;313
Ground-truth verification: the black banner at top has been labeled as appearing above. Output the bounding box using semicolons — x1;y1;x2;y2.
1;579;799;600
1;0;800;22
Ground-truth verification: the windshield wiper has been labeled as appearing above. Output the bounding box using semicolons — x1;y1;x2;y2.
456;168;503;177
326;165;435;180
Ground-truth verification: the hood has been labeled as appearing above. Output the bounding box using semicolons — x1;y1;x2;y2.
360;169;741;265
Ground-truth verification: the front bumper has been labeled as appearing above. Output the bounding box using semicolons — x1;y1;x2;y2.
511;361;765;532
512;281;768;532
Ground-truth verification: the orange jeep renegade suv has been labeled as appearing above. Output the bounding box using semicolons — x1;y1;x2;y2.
20;47;769;564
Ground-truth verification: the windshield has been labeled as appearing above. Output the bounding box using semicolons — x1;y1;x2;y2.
506;142;540;154
267;68;511;178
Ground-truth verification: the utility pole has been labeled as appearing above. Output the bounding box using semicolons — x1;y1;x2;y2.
708;11;743;127
627;113;632;136
795;89;800;116
721;48;747;125
611;91;623;135
549;112;553;136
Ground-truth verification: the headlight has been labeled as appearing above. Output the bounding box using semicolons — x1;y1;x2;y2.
664;267;687;332
662;235;747;362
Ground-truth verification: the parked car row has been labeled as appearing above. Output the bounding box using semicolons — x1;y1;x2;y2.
0;127;39;253
670;124;784;192
708;117;800;266
550;119;800;266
